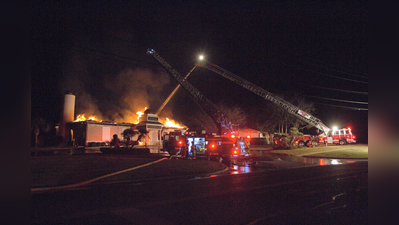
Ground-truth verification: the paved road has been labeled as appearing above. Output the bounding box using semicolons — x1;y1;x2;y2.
31;161;367;224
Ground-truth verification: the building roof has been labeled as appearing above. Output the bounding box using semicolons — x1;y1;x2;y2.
237;128;262;133
69;120;136;126
137;120;164;126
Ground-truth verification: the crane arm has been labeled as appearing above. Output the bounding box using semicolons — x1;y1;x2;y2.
197;60;331;135
147;49;232;135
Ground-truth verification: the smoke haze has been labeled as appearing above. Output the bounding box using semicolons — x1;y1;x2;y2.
61;51;170;123
105;67;170;123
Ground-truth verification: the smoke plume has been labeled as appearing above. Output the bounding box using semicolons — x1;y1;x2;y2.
104;67;170;123
61;51;170;123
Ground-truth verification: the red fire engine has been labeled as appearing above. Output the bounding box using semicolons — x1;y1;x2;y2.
292;134;324;147
322;127;356;145
163;131;250;162
162;130;249;163
296;135;318;147
204;134;249;158
277;127;356;148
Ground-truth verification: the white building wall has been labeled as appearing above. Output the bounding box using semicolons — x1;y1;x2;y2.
86;123;133;145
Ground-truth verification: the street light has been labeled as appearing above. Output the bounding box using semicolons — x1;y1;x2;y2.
199;55;204;61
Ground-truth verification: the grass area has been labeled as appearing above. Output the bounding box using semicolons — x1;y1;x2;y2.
270;144;368;159
308;148;368;159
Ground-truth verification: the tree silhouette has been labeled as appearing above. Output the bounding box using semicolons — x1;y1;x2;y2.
121;128;149;148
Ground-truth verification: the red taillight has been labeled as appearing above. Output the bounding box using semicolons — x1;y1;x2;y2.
179;141;182;145
211;144;215;148
353;135;355;139
234;150;237;154
247;135;250;139
231;134;235;138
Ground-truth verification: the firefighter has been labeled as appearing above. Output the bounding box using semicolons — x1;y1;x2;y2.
244;137;250;155
125;137;133;148
192;141;197;159
167;137;177;156
181;139;187;158
110;134;121;148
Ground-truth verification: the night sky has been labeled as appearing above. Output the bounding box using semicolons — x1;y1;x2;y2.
31;1;368;142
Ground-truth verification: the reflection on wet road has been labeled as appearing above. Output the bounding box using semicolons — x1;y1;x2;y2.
301;157;363;165
227;155;365;174
229;160;260;174
231;164;251;174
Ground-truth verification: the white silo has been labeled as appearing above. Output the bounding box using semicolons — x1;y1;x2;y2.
60;91;75;139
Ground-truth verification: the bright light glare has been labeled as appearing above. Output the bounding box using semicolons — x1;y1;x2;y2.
333;126;338;131
199;55;204;60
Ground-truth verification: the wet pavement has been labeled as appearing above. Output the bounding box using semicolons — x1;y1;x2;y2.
226;153;367;174
300;157;366;165
32;159;368;225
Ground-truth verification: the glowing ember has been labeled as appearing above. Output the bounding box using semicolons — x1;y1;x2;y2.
75;114;102;122
164;117;184;128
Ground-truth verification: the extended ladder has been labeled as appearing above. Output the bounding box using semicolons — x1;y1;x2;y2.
147;49;233;135
196;60;331;135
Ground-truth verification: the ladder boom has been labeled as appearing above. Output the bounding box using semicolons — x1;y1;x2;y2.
155;65;197;115
147;49;232;135
197;61;331;135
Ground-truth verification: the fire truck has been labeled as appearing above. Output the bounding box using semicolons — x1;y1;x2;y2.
326;127;356;145
274;127;356;148
293;135;323;147
147;49;247;163
294;127;356;147
203;134;248;159
162;131;186;156
195;57;357;146
162;131;247;161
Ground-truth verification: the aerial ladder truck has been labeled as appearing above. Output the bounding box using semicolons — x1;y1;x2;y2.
196;58;356;146
147;49;247;162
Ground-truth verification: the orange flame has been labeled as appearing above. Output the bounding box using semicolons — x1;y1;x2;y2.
75;114;102;122
164;117;184;128
136;107;147;123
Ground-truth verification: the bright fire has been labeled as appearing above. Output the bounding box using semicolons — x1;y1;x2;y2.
136;107;147;123
75;114;102;122
164;117;184;128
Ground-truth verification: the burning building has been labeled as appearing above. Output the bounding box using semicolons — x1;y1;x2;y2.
68;120;136;147
136;109;164;149
59;92;187;153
